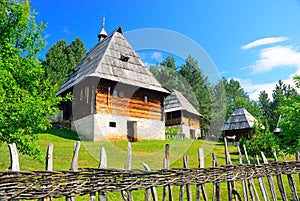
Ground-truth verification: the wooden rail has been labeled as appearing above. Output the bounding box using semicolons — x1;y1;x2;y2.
0;140;299;201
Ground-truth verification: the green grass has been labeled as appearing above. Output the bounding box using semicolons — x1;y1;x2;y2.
0;129;299;200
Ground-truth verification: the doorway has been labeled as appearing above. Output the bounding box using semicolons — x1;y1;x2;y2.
190;129;195;139
127;121;137;142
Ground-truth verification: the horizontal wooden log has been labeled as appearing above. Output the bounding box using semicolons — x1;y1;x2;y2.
0;161;299;200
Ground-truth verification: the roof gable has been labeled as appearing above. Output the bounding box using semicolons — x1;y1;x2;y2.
164;90;201;116
57;27;168;96
222;107;258;131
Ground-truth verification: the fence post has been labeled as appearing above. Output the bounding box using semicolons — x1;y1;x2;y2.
162;158;168;201
224;138;234;201
255;155;269;201
273;150;288;201
212;153;220;201
281;151;299;201
8;143;20;171
197;148;208;201
121;142;133;201
296;150;300;181
98;147;107;201
243;145;260;201
237;146;248;201
184;156;192;201
165;144;173;201
260;152;277;201
4;143;20;201
66;141;80;201
38;143;53;201
142;162;158;201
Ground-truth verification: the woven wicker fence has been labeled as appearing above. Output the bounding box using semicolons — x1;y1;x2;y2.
0;139;299;201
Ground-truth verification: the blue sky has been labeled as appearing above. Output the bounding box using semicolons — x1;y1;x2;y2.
31;0;300;100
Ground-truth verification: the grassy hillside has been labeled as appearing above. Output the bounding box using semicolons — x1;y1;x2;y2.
0;129;298;200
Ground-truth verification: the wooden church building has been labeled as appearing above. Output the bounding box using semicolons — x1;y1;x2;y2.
164;90;202;139
57;20;169;141
222;107;259;141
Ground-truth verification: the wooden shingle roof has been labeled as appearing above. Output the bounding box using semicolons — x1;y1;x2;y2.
164;90;201;116
57;27;169;96
222;107;258;131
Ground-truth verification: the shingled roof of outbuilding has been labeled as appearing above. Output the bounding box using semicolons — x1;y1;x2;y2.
222;107;258;131
164;90;201;116
56;27;169;96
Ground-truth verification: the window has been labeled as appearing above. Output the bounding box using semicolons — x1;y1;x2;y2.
85;87;89;103
144;95;149;103
109;122;116;127
120;54;130;62
113;89;118;97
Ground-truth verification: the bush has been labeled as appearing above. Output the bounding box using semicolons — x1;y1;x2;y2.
239;124;280;157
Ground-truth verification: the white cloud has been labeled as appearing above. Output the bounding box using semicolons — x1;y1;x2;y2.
63;27;71;34
44;33;50;39
151;51;163;62
235;75;299;101
249;46;300;74
241;37;288;50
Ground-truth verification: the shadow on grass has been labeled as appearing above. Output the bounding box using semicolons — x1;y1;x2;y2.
40;129;80;141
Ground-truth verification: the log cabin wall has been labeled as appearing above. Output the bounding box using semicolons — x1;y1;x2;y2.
225;128;252;141
72;77;98;120
96;80;164;121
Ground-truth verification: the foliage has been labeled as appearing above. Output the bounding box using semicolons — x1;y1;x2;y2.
269;80;298;131
258;90;271;126
0;0;63;160
222;78;249;119
239;124;280;157
42;37;86;86
276;76;300;154
179;55;212;135
165;127;179;134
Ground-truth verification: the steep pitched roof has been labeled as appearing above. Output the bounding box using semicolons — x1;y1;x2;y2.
57;27;169;96
164;90;201;116
222;107;258;131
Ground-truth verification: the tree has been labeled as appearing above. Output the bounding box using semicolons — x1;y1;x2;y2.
179;55;211;135
0;0;63;159
258;90;271;126
42;37;86;86
270;80;298;130
276;76;300;154
222;78;248;118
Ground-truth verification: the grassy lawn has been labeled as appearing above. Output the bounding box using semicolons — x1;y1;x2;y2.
0;129;298;200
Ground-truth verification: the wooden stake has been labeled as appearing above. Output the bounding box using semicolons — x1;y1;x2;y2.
237;146;248;201
8;143;20;171
198;148;208;201
255;155;269;201
183;156;192;201
142;162;158;201
260;152;277;201
243;145;260;201
273;150;288;201
212;153;220;201
98;147;107;201
281;151;299;201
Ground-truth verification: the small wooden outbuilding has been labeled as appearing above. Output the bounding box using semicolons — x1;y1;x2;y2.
222;107;258;141
164;90;202;139
57;23;169;141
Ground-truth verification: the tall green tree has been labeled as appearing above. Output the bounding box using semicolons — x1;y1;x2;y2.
42;37;86;86
258;90;271;126
270;80;298;130
222;78;248;118
0;0;62;159
179;55;211;135
276;76;300;154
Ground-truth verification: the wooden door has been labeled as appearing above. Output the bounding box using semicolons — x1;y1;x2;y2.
127;121;137;142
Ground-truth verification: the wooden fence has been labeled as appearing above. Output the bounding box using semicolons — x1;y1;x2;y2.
0;139;299;201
